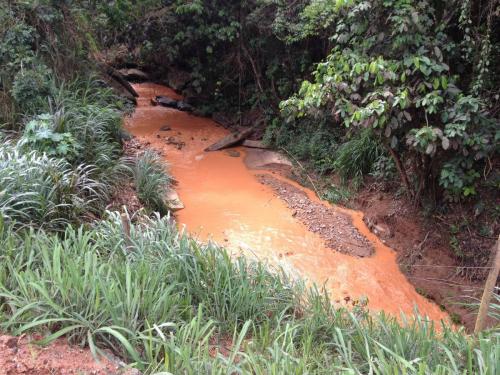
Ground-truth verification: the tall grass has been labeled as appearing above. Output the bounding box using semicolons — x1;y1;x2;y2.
133;151;172;214
0;143;109;229
333;129;385;185
0;213;497;374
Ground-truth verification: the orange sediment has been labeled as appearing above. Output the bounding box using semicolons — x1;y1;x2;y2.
125;83;448;322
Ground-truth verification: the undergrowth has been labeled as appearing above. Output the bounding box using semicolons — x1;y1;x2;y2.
0;213;498;374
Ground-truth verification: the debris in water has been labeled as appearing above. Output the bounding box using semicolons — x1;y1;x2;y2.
225;150;241;157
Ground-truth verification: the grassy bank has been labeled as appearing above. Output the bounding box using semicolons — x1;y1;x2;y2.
0;213;498;374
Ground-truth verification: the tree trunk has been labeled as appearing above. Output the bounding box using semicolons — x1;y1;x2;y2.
387;147;414;199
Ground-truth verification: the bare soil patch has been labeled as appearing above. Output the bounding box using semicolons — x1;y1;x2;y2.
257;173;373;257
354;187;496;330
0;334;124;375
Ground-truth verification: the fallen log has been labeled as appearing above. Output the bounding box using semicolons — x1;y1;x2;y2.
242;140;269;149
118;68;149;81
101;76;137;105
204;127;255;152
99;63;139;98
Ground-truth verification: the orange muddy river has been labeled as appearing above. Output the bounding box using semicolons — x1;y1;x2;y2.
125;83;448;322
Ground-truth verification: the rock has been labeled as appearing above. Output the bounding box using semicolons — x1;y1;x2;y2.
244;149;292;169
153;97;193;112
165;136;185;150
373;223;393;239
119;129;132;141
118;68;149;81
242;139;269;149
155;96;178;109
364;215;393;239
176;101;193;112
5;337;17;349
225;150;241;157
159;125;172;131
205;127;254;152
165;190;184;211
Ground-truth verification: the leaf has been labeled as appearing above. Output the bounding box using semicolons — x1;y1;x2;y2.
434;46;443;62
391;136;398;148
441;76;448;89
403;111;412;121
384;125;391;137
442;137;450;150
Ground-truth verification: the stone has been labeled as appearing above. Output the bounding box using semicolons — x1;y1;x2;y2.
155;96;178;108
225;150;241;157
176;101;193;112
165;190;184;211
204;127;254;152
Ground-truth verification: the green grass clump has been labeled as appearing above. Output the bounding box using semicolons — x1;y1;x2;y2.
0;143;109;230
0;213;497;374
133;150;172;214
333;129;385;184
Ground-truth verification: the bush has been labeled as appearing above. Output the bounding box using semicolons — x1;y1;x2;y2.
133;151;172;214
11;65;52;114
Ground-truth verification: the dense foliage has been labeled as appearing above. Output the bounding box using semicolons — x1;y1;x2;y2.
0;1;498;372
278;0;499;204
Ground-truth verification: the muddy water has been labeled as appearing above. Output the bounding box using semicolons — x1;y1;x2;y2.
125;83;447;321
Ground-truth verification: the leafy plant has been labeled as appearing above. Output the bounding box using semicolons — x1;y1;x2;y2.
11;65;52;114
19;113;81;161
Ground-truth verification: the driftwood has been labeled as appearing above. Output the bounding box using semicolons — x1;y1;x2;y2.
102;75;137;105
205;127;254;152
118;68;149;81
242;140;269;149
99;63;138;98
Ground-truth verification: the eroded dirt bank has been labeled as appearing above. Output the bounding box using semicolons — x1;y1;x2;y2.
125;83;448;321
0;334;121;375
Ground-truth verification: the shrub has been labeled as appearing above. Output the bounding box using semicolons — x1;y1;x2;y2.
280;0;499;203
11;65;52;114
264;117;340;174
